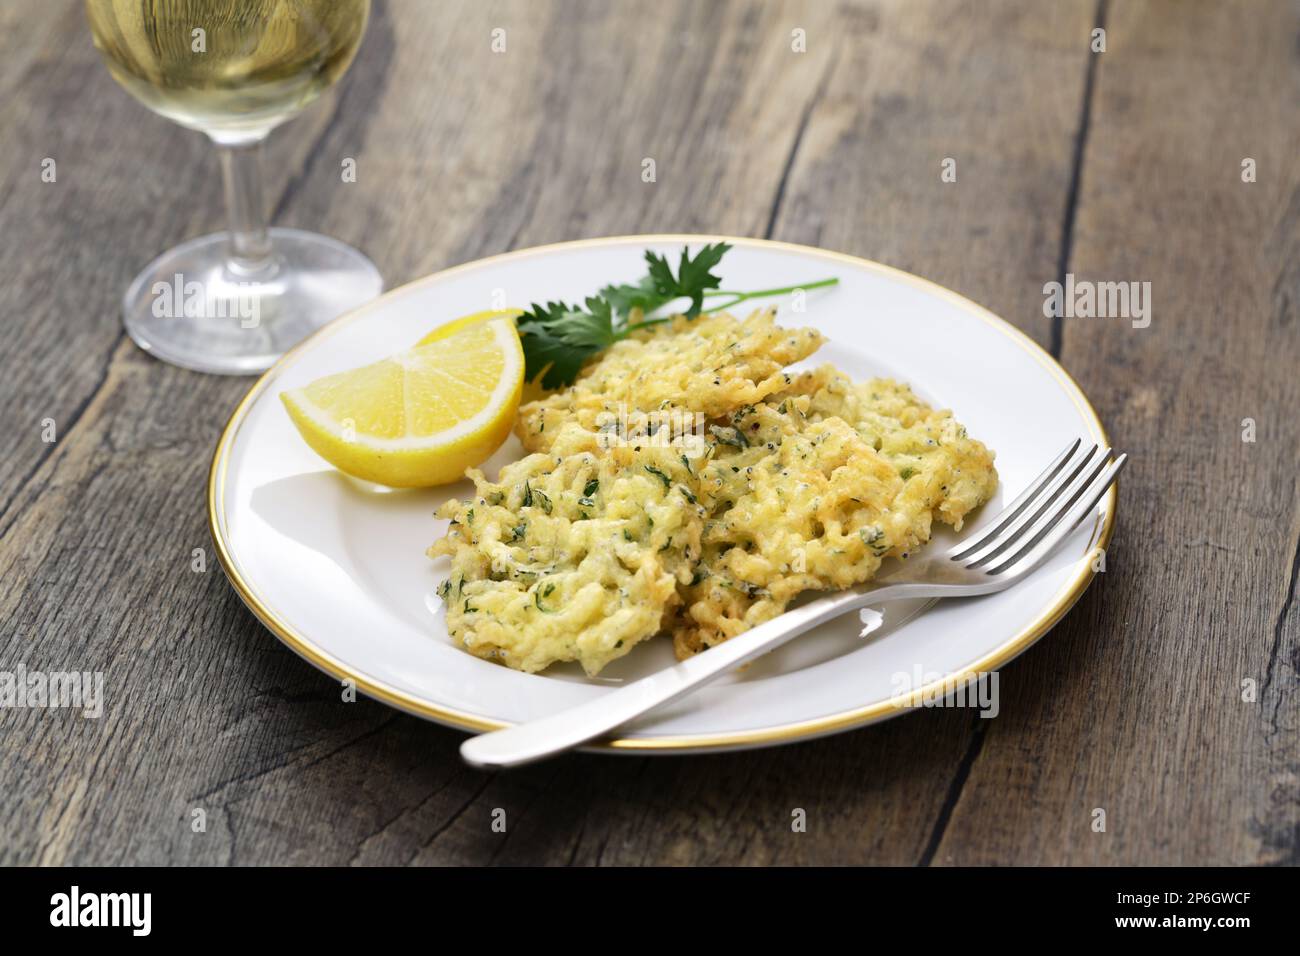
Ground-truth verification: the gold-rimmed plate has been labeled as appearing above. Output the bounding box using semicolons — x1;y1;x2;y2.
208;235;1115;753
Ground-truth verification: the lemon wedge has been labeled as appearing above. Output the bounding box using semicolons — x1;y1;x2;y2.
280;318;524;488
416;308;523;346
417;307;557;404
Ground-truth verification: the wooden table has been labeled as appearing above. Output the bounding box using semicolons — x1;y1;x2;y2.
1;0;1296;866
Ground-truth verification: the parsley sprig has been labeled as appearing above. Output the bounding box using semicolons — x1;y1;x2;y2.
516;243;838;388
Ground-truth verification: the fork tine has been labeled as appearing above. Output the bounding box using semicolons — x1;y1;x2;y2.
960;443;1102;567
949;438;1084;560
984;453;1126;576
966;445;1108;569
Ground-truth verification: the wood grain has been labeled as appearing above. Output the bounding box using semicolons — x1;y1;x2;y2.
927;0;1300;866
0;0;1294;866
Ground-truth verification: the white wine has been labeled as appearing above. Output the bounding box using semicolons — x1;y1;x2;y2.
86;0;369;143
89;1;382;372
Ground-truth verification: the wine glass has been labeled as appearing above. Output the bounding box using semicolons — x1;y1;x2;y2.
85;0;383;375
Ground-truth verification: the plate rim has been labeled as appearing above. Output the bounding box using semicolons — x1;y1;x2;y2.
207;233;1117;752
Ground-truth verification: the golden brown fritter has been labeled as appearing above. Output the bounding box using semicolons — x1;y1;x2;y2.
516;308;825;454
429;434;704;676
668;378;998;658
430;310;997;675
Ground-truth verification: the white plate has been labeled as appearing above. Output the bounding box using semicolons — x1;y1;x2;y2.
209;235;1115;753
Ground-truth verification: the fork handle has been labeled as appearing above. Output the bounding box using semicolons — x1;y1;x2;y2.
460;585;917;769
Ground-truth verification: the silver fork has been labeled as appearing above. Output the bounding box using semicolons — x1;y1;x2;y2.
461;439;1125;768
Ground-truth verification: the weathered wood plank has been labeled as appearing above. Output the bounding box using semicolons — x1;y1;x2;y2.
0;0;79;98
928;0;1300;865
2;0;876;866
0;0;343;520
773;0;1100;349
1;0;1292;867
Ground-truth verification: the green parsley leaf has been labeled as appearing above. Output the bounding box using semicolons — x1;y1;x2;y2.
656;244;731;317
553;297;618;349
600;244;731;319
513;244;834;387
516;298;616;389
599;274;664;317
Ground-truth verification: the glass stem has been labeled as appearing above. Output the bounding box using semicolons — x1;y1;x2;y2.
217;140;277;278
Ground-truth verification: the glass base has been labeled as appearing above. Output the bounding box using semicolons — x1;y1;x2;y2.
122;227;383;375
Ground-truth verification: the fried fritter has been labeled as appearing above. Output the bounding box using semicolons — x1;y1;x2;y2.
516;308;824;454
430;310;998;675
429;430;704;676
669;375;998;657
